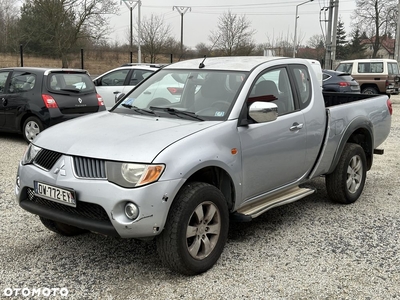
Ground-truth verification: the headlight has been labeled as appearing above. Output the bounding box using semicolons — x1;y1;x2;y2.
21;144;42;165
106;162;165;188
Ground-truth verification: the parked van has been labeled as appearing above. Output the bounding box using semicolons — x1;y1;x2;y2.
335;58;400;95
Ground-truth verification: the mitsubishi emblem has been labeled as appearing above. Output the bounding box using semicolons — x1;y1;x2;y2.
54;160;66;176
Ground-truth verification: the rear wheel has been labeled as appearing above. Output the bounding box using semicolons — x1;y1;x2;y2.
23;116;43;143
39;216;88;236
326;143;367;204
361;86;378;95
156;182;229;275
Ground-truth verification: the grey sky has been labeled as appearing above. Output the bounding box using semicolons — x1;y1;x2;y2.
110;0;357;48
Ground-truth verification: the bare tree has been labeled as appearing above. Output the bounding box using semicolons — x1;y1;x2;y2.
0;0;19;52
136;14;173;63
209;11;256;56
354;0;397;57
19;0;119;67
308;34;325;49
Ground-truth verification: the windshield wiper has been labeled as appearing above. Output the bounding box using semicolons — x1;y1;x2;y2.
121;104;156;115
149;107;204;121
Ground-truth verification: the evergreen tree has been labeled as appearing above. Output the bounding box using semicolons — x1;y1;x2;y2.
346;28;367;59
335;19;348;59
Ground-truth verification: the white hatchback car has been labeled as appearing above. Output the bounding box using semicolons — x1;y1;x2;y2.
93;64;160;108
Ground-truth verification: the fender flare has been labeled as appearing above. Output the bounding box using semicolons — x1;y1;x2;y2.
327;116;374;174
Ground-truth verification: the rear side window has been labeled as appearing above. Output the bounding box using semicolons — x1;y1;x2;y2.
291;65;311;110
322;73;331;80
48;73;95;93
9;71;37;93
358;62;383;73
388;63;399;75
129;70;154;85
336;63;352;73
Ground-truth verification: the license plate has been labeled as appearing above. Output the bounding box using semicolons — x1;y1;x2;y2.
34;181;76;207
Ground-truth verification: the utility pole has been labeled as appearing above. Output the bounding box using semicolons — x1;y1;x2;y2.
324;0;334;69
173;6;191;53
331;0;339;68
293;0;314;58
395;0;400;61
121;0;142;63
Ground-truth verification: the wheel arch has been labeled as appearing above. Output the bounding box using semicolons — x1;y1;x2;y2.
184;166;236;212
360;83;380;93
328;120;374;174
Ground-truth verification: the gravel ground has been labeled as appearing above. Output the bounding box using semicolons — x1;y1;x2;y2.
1;96;399;299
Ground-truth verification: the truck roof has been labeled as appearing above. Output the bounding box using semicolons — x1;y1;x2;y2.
164;56;288;71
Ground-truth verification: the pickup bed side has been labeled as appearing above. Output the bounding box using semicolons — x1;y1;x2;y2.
310;92;391;177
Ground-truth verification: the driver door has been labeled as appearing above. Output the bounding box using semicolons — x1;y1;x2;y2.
238;66;309;201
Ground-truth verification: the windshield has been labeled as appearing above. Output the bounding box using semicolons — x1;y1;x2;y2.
112;69;248;121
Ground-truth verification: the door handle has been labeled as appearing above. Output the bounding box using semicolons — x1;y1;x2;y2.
290;122;304;131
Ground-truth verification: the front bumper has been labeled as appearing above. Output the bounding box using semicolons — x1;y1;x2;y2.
15;155;182;239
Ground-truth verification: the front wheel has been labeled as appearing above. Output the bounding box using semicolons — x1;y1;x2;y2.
156;182;229;275
326;143;367;204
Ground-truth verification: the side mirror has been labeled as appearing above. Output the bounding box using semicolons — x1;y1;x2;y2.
93;79;100;86
249;102;278;123
115;93;125;103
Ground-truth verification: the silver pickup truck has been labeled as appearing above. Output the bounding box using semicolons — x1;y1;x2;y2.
15;57;392;275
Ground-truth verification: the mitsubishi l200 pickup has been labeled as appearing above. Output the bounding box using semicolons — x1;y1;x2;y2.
15;57;392;275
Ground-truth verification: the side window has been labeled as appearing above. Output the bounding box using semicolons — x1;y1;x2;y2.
336;63;352;73
0;71;10;93
9;72;37;93
291;65;311;109
249;67;295;115
101;69;129;86
130;70;152;85
370;62;383;73
358;63;370;73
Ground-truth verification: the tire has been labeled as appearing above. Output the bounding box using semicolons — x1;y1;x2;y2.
361;87;379;95
156;182;229;275
39;216;88;236
23;116;44;143
326;143;367;204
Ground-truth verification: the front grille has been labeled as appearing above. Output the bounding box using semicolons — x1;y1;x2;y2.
34;149;62;171
27;188;110;221
73;156;106;179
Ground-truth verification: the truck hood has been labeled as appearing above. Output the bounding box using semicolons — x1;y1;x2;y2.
34;111;221;162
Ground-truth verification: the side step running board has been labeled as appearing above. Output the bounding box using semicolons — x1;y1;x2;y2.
233;186;315;221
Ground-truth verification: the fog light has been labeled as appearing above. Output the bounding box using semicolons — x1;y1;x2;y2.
125;203;139;220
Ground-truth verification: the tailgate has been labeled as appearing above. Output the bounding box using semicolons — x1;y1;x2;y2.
51;92;100;113
45;71;100;113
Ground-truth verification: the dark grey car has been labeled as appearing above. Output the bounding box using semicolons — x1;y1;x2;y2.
0;67;106;142
322;69;360;93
